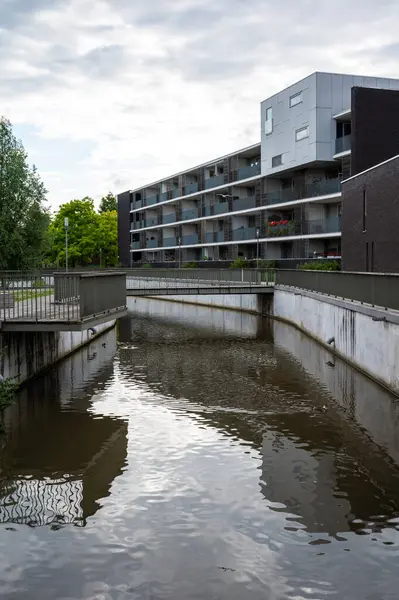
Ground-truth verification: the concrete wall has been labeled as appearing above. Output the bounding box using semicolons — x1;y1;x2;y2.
274;287;399;394
0;320;115;385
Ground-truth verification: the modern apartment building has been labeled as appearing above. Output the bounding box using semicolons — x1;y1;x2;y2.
117;72;399;267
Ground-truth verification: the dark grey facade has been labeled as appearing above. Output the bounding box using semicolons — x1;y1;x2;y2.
117;191;132;267
341;155;399;273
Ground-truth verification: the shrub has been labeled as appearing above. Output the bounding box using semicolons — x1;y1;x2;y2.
183;261;197;268
297;260;340;271
230;257;249;269
257;259;276;270
140;263;153;269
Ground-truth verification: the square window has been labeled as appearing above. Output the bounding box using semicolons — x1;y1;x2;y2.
272;154;283;168
295;126;309;142
290;92;303;107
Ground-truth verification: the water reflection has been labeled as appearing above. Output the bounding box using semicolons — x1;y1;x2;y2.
0;329;128;528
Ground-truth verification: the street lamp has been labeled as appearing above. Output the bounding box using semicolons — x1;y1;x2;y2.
64;217;69;273
256;228;260;269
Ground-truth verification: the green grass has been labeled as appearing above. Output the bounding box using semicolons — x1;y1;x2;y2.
13;289;53;302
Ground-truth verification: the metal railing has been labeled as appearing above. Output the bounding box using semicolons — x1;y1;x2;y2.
237;163;261;181
0;271;127;325
126;268;275;292
267;178;341;206
276;269;399;311
232;227;256;241
182;209;198;220
335;134;351;155
266;217;341;238
183;182;199;195
214;202;229;215
163;213;177;224
205;174;225;189
232;196;256;212
182;234;199;245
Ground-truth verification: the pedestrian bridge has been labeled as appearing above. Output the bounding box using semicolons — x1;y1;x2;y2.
126;268;275;297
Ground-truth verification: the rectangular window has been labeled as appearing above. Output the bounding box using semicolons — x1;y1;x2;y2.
265;107;273;135
290;91;303;107
295;126;309;142
362;189;367;232
272;154;283;168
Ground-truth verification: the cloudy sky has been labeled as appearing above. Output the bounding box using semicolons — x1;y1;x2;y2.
1;0;399;209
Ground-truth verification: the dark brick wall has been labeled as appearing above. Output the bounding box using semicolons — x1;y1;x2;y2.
117;191;131;267
342;156;399;272
351;87;399;176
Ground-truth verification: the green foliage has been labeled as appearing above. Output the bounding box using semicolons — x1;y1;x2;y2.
0;117;50;269
140;263;152;268
99;192;117;213
257;259;276;269
0;377;18;410
183;261;197;268
229;257;249;269
298;260;341;271
98;210;118;266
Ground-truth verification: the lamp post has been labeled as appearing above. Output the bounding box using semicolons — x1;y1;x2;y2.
64;217;69;273
256;228;260;269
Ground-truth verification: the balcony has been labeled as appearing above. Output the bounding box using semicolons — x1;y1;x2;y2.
131;241;141;249
133;200;142;209
160;192;169;202
163;237;176;247
267;178;341;206
163;213;177;224
204;205;212;216
237;163;261;181
266;217;341;238
145;217;159;227
182;208;198;220
232;196;256;212
145;195;158;206
214;202;228;215
335;134;351;155
171;189;181;198
232;227;256;241
183;182;199;195
131;221;145;230
205;231;224;243
183;234;199;245
146;239;158;248
205;174;225;189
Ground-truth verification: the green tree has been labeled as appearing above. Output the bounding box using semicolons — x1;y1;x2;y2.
99;192;117;213
48;198;99;266
98;210;118;266
0;117;49;269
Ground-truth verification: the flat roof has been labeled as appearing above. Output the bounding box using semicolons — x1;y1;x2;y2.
342;154;399;184
123;141;261;195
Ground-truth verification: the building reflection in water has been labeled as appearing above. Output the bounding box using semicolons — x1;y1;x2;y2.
0;328;128;528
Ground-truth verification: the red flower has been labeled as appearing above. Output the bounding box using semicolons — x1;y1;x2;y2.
282;220;288;225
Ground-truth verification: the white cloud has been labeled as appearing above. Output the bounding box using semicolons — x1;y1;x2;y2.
1;0;399;207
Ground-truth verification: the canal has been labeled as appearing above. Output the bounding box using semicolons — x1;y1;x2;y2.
1;298;399;599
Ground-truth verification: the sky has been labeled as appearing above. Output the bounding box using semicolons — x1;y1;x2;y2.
1;0;399;210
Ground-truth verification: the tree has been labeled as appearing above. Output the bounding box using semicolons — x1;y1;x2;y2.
99;192;117;213
0;117;49;269
48;198;99;267
97;210;118;266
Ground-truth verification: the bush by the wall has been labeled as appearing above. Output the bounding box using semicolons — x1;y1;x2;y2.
182;261;197;268
297;260;340;271
229;257;249;269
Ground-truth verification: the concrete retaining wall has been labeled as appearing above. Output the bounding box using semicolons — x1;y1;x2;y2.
0;320;116;385
274;287;399;394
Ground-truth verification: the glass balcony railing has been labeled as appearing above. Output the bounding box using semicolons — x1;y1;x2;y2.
237;163;261;180
160;192;169;202
133;200;142;209
163;237;176;247
267;178;341;206
204;205;212;216
232;196;256;212
145;217;159;227
145;195;158;206
146;239;158;248
183;234;199;245
214;202;228;215
335;134;351;154
205;231;225;243
205;174;225;189
131;221;144;230
171;189;181;198
232;227;256;241
163;213;177;224
131;241;141;249
266;217;341;238
182;208;198;220
183;182;199;195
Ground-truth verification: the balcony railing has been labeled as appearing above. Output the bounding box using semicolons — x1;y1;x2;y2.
237;163;261;181
163;213;177;224
160;192;169;202
204;205;212;216
182;208;198;220
182;234;199;245
335;134;351;154
267;178;341;206
146;239;158;248
205;174;225;189
131;241;141;249
214;202;228;215
145;217;159;227
134;200;142;209
145;195;158;206
205;231;224;243
171;189;181;198
266;216;341;238
232;196;256;212
163;237;177;247
183;182;199;195
232;227;256;241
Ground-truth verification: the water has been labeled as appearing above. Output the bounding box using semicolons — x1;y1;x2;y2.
1;298;399;599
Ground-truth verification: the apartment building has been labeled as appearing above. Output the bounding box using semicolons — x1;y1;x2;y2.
117;72;399;267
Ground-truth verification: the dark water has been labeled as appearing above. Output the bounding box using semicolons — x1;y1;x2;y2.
1;298;399;599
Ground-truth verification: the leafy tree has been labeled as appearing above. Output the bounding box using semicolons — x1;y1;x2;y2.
48;198;99;266
97;210;118;266
0;117;49;269
99;192;117;213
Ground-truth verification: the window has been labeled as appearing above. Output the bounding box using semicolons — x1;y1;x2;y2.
290;91;303;107
362;189;367;232
272;154;283;168
265;107;273;135
295;126;309;142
